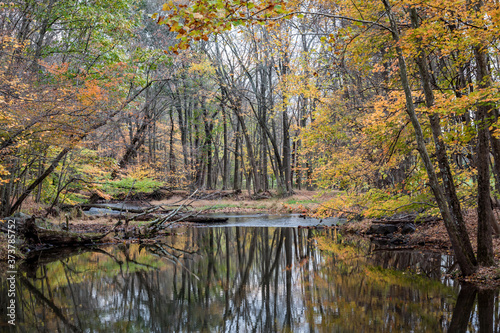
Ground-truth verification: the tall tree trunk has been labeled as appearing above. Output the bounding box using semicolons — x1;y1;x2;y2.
488;116;500;204
410;8;478;261
31;0;56;68
252;101;285;193
204;109;213;190
474;41;495;266
291;139;296;189
382;0;477;275
168;108;176;181
233;118;241;191
233;102;262;194
176;94;189;173
193;102;204;189
222;102;229;190
280;53;292;196
259;65;269;191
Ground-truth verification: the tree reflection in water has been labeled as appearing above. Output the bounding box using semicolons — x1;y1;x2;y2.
1;226;498;332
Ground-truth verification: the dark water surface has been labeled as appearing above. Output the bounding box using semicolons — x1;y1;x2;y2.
0;223;498;332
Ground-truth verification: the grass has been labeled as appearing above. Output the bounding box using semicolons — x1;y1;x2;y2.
284;198;319;205
197;201;279;212
102;177;165;197
199;203;241;211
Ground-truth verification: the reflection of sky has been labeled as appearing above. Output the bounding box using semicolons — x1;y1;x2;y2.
223;262;314;332
8;226;467;332
202;213;342;227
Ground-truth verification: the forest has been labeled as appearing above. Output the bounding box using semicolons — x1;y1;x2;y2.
1;0;500;276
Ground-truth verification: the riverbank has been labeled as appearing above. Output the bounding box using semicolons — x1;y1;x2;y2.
341;208;500;287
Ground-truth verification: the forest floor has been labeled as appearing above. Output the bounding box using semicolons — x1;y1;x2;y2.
2;189;500;285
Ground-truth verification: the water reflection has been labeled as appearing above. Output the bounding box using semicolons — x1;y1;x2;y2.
202;213;341;227
0;227;498;332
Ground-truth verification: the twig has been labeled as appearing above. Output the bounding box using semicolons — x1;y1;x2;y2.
147;189;199;230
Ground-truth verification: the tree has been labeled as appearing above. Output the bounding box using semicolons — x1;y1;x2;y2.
0;0;157;214
153;0;500;275
380;0;477;275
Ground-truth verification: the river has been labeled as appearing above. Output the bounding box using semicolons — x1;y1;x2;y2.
0;215;497;332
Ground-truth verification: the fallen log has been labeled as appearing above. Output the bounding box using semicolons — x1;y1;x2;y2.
372;215;441;224
79;203;148;214
22;217;106;246
252;192;272;200
182;216;228;223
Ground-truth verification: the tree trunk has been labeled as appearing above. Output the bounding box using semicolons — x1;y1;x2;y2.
231;97;262;194
488;105;500;210
474;41;495;266
175;94;189;172
233;118;241;191
31;0;56;68
259;64;269;191
204;109;213;190
9;147;70;214
382;0;477;276
280;52;292;196
410;7;478;262
488;118;500;205
291;139;296;189
112;114;150;178
168;108;176;178
222;102;229;190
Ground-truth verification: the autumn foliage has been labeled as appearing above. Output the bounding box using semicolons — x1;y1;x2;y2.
2;0;500;274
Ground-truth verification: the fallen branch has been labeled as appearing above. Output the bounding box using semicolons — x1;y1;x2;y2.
124;206;161;223
147;189;199;231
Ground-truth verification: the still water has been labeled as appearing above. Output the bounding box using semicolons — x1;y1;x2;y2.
0;224;497;332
